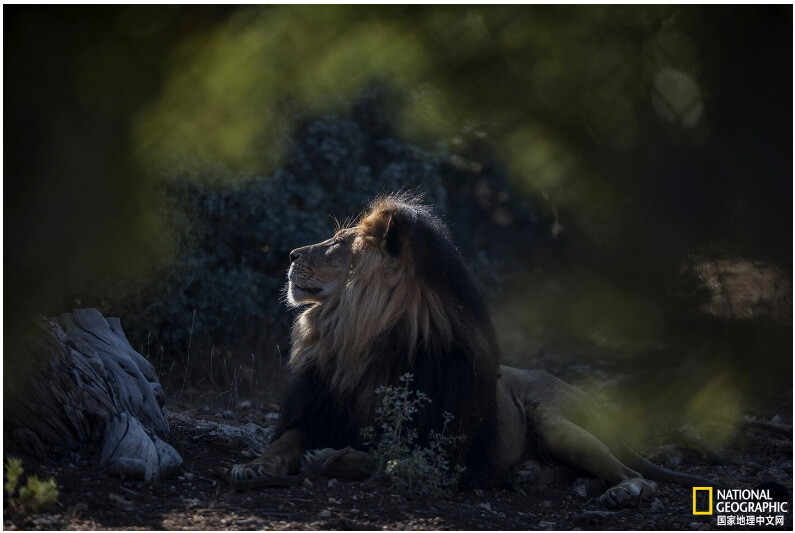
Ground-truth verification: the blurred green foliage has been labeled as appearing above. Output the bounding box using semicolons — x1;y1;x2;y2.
5;5;791;419
4;458;59;516
107;92;551;352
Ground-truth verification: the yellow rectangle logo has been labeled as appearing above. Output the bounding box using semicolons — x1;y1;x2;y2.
693;487;713;515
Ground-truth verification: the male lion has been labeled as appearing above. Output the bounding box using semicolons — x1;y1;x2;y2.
231;193;719;506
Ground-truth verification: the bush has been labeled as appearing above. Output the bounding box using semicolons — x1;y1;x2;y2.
4;458;59;516
361;373;465;499
104;90;553;382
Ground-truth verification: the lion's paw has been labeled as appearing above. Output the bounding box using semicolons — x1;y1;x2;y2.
230;456;289;481
598;478;657;507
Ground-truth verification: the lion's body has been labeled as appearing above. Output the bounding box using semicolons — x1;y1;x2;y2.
230;194;704;506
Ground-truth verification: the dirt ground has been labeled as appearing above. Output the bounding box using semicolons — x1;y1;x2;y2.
4;361;792;531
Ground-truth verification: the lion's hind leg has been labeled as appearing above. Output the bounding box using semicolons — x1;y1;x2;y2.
538;415;657;507
230;428;305;483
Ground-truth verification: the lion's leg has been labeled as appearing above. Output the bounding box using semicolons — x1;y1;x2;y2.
538;415;657;507
230;428;306;481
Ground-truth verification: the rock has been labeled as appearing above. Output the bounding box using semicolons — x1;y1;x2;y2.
302;478;313;489
538;521;556;529
649;498;664;511
318;509;332;519
32;516;59;529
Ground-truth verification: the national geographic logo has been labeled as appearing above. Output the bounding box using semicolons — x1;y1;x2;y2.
693;486;789;527
693;487;713;515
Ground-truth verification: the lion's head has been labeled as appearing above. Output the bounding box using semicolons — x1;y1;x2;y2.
286;226;357;306
286;193;499;390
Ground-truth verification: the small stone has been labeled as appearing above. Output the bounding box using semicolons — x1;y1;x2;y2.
689;522;702;530
538;521;556;529
327;478;338;487
302;478;313;489
32;516;59;529
474;489;484;497
328;497;340;504
650;498;664;511
238;400;252;409
351;508;360;514
318;509;332;519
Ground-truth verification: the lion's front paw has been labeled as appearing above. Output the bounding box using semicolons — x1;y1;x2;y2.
230;455;290;481
599;478;657;507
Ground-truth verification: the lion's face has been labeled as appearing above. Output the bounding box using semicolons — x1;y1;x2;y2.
287;228;358;305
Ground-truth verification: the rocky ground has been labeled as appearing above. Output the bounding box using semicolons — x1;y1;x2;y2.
3;375;792;531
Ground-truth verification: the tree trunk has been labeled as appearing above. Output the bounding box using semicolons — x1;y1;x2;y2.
4;308;182;480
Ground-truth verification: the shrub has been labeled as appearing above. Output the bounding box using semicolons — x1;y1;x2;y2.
100;90;552;386
361;373;465;499
4;458;59;515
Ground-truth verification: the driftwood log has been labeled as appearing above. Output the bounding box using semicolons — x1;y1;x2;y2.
5;308;182;480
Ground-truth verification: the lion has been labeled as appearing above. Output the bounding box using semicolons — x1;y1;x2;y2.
230;193;725;507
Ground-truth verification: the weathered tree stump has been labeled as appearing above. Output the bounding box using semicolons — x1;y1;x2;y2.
5;308;182;480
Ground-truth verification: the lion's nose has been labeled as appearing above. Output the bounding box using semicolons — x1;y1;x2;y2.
290;249;301;263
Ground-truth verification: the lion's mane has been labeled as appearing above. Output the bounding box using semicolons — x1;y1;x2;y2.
275;193;502;485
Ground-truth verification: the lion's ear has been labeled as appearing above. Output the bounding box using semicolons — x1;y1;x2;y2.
381;212;402;257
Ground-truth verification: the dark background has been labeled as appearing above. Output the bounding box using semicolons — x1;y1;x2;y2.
4;6;792;434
